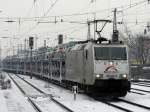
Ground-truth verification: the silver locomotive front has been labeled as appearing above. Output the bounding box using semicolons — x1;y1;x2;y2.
92;44;131;96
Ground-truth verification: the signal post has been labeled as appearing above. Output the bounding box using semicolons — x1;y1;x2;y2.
29;37;34;79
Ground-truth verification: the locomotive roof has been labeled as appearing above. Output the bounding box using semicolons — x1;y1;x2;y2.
3;39;127;61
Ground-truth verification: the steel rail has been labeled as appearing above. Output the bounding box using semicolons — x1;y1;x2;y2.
95;97;133;112
132;83;150;87
8;73;43;112
118;98;150;111
131;88;150;93
130;91;145;95
14;73;74;112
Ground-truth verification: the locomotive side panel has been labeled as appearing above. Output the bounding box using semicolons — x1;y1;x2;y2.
83;43;95;85
65;50;84;83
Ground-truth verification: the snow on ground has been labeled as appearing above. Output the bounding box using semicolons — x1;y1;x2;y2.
5;73;69;112
18;74;122;112
132;82;150;85
31;97;67;112
120;84;150;108
110;99;149;112
0;91;8;112
122;92;150;108
134;79;150;82
11;74;43;96
132;84;150;91
4;72;150;112
0;72;36;112
131;89;147;95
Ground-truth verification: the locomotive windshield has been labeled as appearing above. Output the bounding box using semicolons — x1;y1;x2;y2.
94;47;127;60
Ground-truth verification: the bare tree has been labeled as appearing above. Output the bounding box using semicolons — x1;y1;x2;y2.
128;34;150;64
137;35;150;64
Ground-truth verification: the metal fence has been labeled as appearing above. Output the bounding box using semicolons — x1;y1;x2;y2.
131;64;150;80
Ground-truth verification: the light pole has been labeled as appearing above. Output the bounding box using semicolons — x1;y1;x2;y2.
0;41;1;72
29;37;34;79
0;36;10;71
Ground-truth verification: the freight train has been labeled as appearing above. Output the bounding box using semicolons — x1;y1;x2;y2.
2;18;131;97
2;39;131;97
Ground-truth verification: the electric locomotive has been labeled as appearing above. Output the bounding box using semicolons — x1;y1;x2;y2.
2;17;131;97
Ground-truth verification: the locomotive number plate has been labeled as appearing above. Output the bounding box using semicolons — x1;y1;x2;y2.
106;74;117;78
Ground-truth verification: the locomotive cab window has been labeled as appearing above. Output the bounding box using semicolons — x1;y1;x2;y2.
94;47;127;60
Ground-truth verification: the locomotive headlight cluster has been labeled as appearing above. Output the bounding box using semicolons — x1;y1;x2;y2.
119;74;128;79
123;74;127;78
96;74;103;78
96;74;100;78
109;61;113;66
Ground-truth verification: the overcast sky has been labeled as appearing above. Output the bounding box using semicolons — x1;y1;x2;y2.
0;0;150;58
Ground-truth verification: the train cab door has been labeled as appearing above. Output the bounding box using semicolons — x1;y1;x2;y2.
83;43;94;85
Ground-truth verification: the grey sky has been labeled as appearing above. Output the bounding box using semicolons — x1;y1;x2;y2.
0;0;149;58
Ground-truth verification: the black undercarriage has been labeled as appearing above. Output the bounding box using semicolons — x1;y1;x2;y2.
89;79;131;97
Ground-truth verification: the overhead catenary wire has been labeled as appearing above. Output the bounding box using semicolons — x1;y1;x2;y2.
20;0;59;37
0;0;147;21
30;24;86;37
0;0;148;39
1;0;150;58
42;0;148;18
26;2;35;17
41;0;59;18
112;0;149;25
38;20;87;24
23;0;147;36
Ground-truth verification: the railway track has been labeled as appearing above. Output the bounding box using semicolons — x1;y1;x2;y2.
8;73;42;112
130;90;145;95
132;80;150;83
8;73;74;112
11;73;134;112
118;98;150;111
97;97;150;112
12;73;131;112
10;73;150;112
98;99;133;112
132;82;150;85
131;88;150;94
132;83;150;88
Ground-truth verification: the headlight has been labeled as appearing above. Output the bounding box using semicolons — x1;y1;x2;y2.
109;61;113;65
96;74;100;78
123;74;127;78
96;74;103;78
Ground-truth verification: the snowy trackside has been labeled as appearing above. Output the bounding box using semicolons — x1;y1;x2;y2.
2;72;150;112
17;74;124;112
19;74;150;112
0;73;36;112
